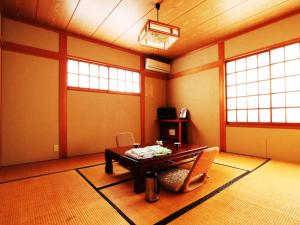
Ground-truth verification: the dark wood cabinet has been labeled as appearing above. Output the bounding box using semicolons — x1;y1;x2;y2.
158;119;189;143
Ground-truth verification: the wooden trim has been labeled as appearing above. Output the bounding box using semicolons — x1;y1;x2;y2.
68;55;140;73
144;70;168;80
225;37;300;61
59;32;67;158
218;42;226;152
0;15;2;166
2;41;59;59
67;87;140;97
169;61;220;80
140;56;146;145
0;45;2;167
226;123;300;129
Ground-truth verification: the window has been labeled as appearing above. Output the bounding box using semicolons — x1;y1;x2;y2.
225;42;300;124
67;59;140;94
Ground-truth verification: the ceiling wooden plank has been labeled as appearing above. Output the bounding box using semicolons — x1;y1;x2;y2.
112;9;156;48
2;0;38;22
36;0;80;30
119;0;247;57
66;0;121;36
113;0;208;53
165;0;300;58
92;0;156;43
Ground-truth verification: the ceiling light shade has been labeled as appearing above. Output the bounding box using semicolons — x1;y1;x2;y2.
138;19;180;50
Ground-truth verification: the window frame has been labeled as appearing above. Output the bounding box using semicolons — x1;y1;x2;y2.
67;56;141;96
225;40;300;128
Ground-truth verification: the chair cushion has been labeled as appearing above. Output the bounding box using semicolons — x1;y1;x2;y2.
159;168;189;192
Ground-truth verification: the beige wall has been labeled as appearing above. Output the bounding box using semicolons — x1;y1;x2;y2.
225;13;300;59
68;36;140;70
67;36;142;156
172;45;218;74
1;51;59;165
227;127;300;163
67;91;140;156
167;68;220;147
145;77;167;144
225;12;300;163
3;18;59;52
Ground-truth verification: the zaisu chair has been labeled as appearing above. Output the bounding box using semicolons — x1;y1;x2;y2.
116;132;135;147
159;147;219;192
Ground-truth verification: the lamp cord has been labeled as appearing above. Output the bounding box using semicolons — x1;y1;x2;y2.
156;3;160;22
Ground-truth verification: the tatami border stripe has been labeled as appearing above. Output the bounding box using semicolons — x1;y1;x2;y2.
98;190;135;225
0;162;106;184
97;177;134;190
213;162;250;171
75;169;135;225
154;158;270;225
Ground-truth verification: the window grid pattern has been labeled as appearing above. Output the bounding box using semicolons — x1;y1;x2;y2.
226;42;300;124
67;59;140;94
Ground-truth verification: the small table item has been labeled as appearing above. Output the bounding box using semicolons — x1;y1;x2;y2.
105;143;207;193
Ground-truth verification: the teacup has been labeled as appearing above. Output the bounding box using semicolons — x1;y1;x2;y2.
174;142;181;148
132;143;140;148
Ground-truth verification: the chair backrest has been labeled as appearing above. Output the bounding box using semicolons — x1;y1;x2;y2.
116;132;135;147
182;147;219;192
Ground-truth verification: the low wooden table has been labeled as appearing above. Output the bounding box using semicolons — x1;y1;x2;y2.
105;143;207;193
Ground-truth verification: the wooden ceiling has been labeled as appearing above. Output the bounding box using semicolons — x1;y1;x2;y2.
2;0;300;60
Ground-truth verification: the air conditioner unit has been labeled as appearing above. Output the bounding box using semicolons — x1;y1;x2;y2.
145;58;170;74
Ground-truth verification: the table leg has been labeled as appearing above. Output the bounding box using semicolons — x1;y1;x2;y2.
105;151;113;174
134;171;145;193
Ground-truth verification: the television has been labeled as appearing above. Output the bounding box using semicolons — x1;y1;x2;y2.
157;107;177;120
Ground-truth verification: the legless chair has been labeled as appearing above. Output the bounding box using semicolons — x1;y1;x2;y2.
159;147;219;192
116;132;135;147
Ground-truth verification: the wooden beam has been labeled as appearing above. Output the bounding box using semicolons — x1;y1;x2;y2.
59;32;67;158
2;41;59;59
140;56;145;145
218;42;226;152
169;61;220;80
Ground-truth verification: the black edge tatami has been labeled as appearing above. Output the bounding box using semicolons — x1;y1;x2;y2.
154;158;270;225
1;155;271;225
75;168;135;225
0;162;106;184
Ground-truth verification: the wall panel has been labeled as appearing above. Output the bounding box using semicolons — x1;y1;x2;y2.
167;68;220;147
67;90;140;156
225;13;300;59
2;18;59;52
171;44;218;74
67;36;140;70
145;77;167;144
1;51;59;165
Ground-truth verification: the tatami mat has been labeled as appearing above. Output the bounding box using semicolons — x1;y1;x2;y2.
179;151;267;172
78;163;132;189
170;160;300;225
0;153;105;183
100;163;245;224
214;152;267;171
0;170;128;225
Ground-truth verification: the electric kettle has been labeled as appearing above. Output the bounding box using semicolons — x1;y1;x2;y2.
145;171;159;202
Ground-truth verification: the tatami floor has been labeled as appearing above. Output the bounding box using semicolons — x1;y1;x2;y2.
1;152;300;225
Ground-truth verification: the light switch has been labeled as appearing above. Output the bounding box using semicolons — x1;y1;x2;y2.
169;129;176;136
53;144;59;152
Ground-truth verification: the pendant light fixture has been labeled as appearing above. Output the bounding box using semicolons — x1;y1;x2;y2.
138;3;180;50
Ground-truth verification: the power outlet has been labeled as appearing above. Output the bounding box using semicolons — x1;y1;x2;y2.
53;144;59;152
